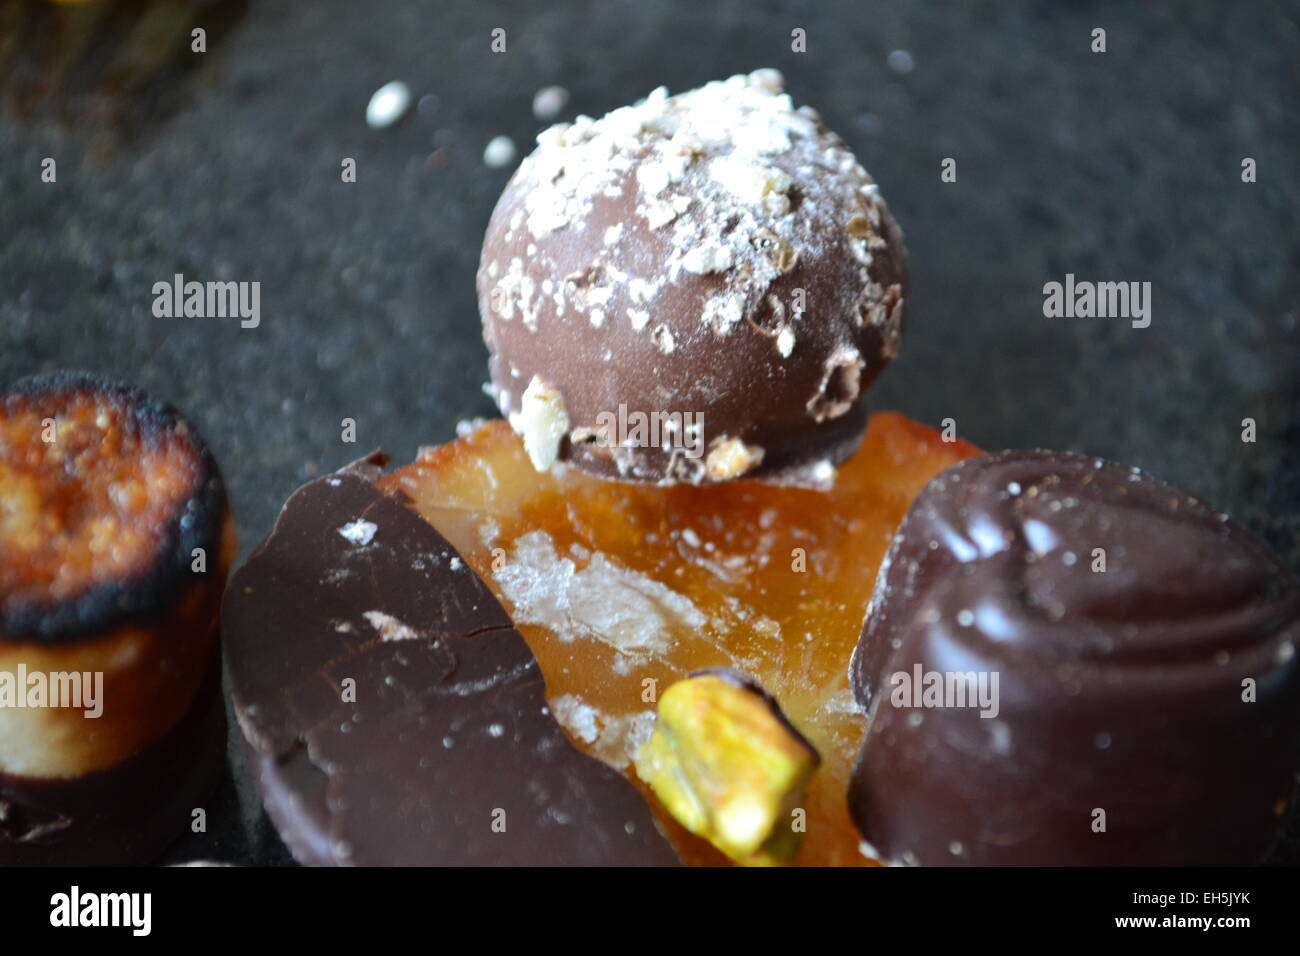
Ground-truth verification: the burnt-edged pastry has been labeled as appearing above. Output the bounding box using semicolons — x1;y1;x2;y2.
478;69;909;484
849;450;1300;865
0;371;233;865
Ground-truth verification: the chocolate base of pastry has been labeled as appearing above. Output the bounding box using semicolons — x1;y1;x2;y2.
0;657;226;866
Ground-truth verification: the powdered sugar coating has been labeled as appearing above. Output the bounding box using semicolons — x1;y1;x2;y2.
478;69;909;485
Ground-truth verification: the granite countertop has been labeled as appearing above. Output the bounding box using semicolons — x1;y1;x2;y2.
1;0;1297;865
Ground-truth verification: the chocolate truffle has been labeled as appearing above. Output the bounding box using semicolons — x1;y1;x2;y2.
478;69;908;485
0;371;232;864
223;456;680;866
849;450;1300;866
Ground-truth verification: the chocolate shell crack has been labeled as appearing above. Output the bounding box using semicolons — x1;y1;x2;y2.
223;471;680;866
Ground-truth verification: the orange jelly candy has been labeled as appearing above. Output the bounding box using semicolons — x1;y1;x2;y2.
378;412;981;866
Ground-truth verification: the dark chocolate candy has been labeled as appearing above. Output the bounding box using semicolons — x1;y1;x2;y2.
223;467;680;866
849;450;1300;865
477;70;907;485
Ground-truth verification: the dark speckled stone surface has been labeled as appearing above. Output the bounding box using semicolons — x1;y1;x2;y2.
1;0;1297;865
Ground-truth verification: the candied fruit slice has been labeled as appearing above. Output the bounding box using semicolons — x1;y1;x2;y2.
378;412;981;866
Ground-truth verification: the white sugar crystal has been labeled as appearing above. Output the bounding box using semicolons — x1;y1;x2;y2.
731;118;792;155
823;687;862;716
337;519;377;546
493;531;707;661
748;68;785;94
551;694;600;744
594;711;657;770
532;85;570;121
636;161;672;196
702;293;745;332
652;325;675;354
642;194;689;229
627;277;659;305
365;81;411;129
887;49;916;75
603;105;646;145
525;201;566;235
483;135;518;169
763;191;791;216
363;610;419;642
710;155;770;204
637;147;692;198
776;324;796;357
680;241;734;274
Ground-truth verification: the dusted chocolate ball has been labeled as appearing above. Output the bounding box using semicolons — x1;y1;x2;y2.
849;450;1300;865
477;69;907;484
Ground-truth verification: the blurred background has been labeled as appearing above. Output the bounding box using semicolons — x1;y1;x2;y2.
1;0;1298;862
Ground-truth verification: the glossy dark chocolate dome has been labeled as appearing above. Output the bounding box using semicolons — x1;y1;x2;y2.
850;450;1300;865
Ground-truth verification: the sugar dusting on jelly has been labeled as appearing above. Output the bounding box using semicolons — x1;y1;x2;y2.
550;694;656;770
493;530;712;660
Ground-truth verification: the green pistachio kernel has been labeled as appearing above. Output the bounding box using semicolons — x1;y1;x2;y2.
634;670;820;866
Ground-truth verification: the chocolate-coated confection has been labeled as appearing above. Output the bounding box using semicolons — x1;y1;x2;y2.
223;458;680;866
0;371;232;865
478;69;907;485
849;450;1300;865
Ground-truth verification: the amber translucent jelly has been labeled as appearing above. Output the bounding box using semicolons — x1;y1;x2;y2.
379;413;981;866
